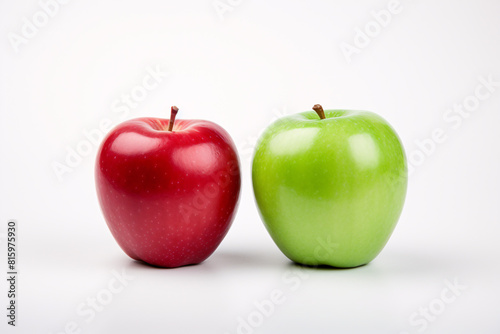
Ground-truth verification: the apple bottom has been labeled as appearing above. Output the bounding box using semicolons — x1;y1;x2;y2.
258;175;406;269
100;184;239;268
275;229;394;269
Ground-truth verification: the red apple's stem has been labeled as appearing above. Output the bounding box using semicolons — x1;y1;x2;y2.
168;106;179;131
312;104;326;120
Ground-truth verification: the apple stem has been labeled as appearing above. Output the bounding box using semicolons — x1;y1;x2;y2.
312;104;326;120
168;106;179;132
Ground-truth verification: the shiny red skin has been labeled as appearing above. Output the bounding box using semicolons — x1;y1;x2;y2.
95;117;241;267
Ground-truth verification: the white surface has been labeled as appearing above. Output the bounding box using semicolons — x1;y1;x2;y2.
1;0;499;333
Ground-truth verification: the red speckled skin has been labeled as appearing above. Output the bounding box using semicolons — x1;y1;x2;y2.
95;117;241;267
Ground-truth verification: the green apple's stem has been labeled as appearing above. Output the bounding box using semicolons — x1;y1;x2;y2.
312;104;326;120
168;106;179;132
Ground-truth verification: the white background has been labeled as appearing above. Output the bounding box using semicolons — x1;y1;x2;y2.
1;0;499;333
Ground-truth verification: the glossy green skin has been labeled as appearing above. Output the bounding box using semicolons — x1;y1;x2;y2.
252;110;407;268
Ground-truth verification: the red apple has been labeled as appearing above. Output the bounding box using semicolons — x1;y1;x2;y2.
95;106;241;267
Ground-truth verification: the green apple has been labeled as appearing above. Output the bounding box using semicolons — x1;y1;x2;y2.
252;105;407;268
